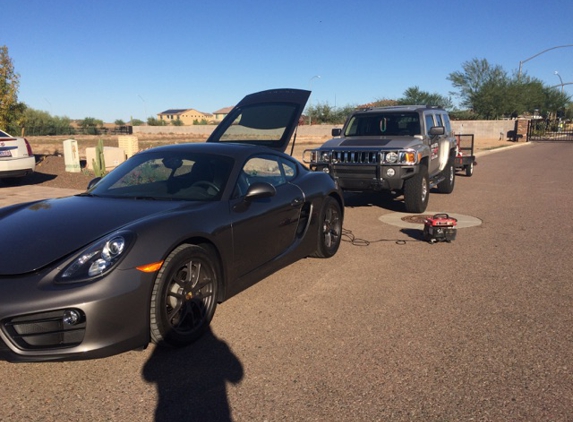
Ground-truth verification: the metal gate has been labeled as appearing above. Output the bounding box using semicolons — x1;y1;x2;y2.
527;120;573;142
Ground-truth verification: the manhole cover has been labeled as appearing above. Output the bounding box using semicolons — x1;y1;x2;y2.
380;212;482;229
401;214;431;224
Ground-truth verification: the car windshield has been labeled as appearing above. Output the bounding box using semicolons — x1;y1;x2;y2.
344;112;421;137
88;151;233;201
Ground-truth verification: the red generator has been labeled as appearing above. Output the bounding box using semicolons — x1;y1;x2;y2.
423;213;457;243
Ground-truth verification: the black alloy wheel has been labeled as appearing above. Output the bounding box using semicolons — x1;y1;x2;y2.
150;244;219;347
312;196;342;258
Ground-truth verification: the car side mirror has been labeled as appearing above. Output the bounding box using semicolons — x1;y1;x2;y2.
332;128;342;137
429;126;445;136
244;182;276;201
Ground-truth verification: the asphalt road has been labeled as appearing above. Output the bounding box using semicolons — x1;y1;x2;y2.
1;142;572;421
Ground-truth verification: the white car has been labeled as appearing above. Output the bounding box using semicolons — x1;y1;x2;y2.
0;129;35;179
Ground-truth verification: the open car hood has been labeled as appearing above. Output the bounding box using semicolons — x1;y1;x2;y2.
207;88;310;153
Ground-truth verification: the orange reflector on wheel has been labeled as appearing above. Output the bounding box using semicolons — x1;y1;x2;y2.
136;261;164;273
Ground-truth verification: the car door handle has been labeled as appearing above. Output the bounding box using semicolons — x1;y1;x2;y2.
290;197;303;207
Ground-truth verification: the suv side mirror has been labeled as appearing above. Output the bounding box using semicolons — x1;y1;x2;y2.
429;126;445;136
332;128;342;137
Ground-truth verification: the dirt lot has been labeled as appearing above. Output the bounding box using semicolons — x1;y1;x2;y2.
3;133;518;190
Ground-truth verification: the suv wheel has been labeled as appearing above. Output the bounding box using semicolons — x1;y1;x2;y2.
437;158;455;193
404;164;429;213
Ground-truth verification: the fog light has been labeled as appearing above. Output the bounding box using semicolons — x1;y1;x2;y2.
386;168;396;177
322;167;330;174
63;310;81;326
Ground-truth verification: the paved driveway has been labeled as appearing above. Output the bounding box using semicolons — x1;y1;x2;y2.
1;142;572;421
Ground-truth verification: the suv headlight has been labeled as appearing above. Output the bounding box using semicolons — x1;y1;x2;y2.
57;232;135;284
381;150;418;165
385;152;399;163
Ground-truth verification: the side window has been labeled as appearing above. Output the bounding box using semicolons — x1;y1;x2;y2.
435;113;443;127
280;158;297;181
425;114;435;135
442;113;452;134
234;155;289;198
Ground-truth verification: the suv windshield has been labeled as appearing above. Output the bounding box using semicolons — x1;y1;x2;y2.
344;112;421;137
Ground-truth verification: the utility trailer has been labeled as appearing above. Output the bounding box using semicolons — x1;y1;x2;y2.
455;134;476;177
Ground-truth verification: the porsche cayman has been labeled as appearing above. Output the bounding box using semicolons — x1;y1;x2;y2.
0;89;344;362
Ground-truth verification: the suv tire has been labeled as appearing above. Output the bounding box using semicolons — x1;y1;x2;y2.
404;164;429;213
437;158;455;193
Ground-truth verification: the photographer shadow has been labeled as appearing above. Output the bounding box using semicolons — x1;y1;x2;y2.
142;328;243;422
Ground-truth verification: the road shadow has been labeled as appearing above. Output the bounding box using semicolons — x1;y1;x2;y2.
142;328;243;422
400;228;425;241
343;191;406;212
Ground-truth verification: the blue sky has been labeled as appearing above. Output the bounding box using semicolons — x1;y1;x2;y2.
2;0;572;122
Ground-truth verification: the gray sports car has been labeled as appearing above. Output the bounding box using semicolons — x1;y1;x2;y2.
0;89;344;362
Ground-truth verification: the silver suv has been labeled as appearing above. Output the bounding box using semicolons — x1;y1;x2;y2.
304;105;457;213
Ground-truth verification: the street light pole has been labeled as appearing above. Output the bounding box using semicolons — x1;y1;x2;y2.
554;71;564;93
308;75;321;125
518;44;573;80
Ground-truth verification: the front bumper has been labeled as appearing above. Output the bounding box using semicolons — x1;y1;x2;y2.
0;267;155;362
309;162;419;191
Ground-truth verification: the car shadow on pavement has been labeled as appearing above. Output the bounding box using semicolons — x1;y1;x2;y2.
343;191;406;212
142;328;243;422
0;171;57;187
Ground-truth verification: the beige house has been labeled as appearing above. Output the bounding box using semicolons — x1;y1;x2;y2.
212;106;233;121
157;109;213;125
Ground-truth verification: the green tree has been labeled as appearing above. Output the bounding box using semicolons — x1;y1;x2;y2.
114;119;126;126
399;86;453;109
130;118;144;126
79;117;104;134
171;118;184;126
147;117;166;126
0;45;25;131
448;58;571;119
447;58;507;111
23;108;72;135
306;102;356;125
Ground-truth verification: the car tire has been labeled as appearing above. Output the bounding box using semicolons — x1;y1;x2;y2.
465;162;474;177
403;164;429;213
311;196;342;258
150;244;219;347
437;158;455;193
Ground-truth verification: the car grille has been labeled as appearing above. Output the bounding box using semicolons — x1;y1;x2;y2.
2;309;86;350
331;151;379;164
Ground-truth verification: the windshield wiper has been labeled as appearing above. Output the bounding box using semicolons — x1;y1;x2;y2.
132;196;158;200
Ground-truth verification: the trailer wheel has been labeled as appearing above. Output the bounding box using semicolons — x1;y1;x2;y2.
465;162;474;177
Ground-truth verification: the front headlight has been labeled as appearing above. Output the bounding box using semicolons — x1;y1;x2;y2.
385;152;399;163
57;232;135;284
382;150;418;165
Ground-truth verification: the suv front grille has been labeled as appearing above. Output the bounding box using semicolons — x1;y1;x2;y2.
331;151;379;164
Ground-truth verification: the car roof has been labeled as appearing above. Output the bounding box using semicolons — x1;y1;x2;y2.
355;105;446;113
